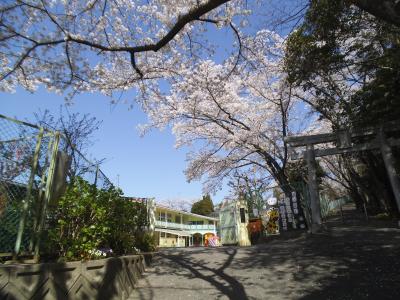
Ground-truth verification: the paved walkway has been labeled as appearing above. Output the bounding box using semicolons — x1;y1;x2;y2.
130;215;400;300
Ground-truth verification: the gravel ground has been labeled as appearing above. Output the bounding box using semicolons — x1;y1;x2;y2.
130;212;400;300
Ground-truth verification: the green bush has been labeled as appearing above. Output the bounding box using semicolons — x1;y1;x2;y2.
135;232;157;253
47;177;149;260
47;178;109;260
106;195;148;255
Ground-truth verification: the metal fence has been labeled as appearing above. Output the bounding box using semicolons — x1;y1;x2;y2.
320;193;351;220
272;182;352;228
0;114;113;258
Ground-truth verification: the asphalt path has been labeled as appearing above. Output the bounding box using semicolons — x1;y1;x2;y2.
130;214;400;300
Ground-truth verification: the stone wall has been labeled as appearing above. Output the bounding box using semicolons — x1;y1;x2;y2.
0;255;146;300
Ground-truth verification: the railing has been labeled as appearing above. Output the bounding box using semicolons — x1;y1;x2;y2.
190;224;216;230
155;220;216;231
155;221;190;230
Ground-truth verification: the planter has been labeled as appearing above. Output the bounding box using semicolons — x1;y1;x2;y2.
0;255;146;300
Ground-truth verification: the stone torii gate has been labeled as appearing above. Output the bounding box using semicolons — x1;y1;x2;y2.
284;122;400;232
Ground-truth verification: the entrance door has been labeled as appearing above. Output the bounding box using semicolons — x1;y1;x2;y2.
192;233;202;246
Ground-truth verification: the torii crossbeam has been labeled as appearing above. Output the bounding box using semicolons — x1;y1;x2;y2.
284;121;400;232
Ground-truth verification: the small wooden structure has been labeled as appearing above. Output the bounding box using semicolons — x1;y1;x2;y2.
219;198;251;246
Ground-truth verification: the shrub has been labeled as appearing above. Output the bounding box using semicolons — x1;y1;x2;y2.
47;178;110;260
106;195;148;255
47;177;150;260
135;232;157;253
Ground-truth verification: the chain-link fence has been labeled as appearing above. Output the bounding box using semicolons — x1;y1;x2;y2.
269;182;352;230
0;114;113;258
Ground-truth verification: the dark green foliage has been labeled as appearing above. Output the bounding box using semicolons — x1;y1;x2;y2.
47;177;109;260
134;232;157;253
285;0;400;126
191;194;214;216
347;64;400;127
285;161;325;185
0;198;20;253
285;0;400;215
106;195;149;255
46;177;149;260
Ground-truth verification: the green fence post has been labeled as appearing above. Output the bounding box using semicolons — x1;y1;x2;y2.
34;131;60;262
14;128;44;258
29;136;54;252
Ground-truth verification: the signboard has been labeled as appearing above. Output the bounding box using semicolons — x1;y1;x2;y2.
278;192;306;231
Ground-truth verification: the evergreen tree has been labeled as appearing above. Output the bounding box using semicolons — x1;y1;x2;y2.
191;195;214;216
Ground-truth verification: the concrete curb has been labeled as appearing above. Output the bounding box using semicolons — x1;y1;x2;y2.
0;254;148;299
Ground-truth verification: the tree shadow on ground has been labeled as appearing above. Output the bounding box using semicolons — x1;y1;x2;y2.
159;248;249;300
234;222;400;299
134;210;400;299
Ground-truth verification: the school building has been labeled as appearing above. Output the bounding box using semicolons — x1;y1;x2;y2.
153;204;219;247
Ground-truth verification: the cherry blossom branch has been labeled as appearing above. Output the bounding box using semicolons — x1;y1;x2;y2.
1;0;231;80
227;22;243;77
205;81;251;131
0;37;66;81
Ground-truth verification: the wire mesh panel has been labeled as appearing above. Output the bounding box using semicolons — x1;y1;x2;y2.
0;114;115;257
0;115;48;253
94;169;113;190
56;135;113;190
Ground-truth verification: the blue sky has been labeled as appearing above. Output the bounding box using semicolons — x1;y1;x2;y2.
0;19;242;206
0;0;302;205
1;87;229;204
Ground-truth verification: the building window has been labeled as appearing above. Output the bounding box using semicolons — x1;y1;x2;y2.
159;212;165;221
193;220;204;225
167;213;172;222
240;208;246;223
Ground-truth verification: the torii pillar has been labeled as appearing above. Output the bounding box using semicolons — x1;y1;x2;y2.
380;131;400;215
305;144;322;232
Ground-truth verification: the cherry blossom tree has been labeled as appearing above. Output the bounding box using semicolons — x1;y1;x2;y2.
159;197;196;212
139;29;315;193
0;0;250;97
1;0;398;98
4;0;389;199
0;1;323;197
